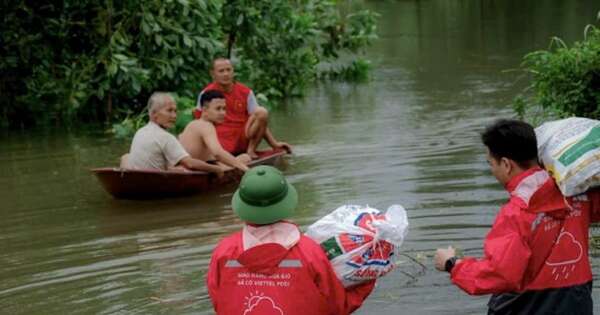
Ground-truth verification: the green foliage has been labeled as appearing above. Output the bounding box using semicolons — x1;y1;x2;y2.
592;226;600;251
174;96;197;132
2;0;222;127
2;0;377;128
320;58;372;82
512;95;563;127
110;94;196;138
514;24;600;121
111;114;146;139
225;1;378;102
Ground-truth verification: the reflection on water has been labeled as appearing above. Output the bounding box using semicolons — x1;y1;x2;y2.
1;0;600;314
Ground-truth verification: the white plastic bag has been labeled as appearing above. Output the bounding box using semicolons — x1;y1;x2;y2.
305;205;409;287
536;117;600;196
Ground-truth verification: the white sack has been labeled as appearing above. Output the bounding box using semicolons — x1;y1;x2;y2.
305;205;409;287
536;117;600;196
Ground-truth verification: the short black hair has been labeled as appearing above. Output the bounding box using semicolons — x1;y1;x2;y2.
481;119;538;168
200;90;225;108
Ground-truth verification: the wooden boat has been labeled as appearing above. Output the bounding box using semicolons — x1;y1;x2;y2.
92;150;286;199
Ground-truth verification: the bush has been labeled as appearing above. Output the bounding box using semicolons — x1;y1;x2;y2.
514;24;600;121
320;58;372;82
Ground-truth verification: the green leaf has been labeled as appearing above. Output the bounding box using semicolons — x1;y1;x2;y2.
183;35;192;47
107;63;118;75
113;53;128;61
141;20;151;34
132;78;141;93
198;0;207;10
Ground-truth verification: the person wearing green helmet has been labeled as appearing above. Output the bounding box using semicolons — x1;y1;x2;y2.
206;166;376;315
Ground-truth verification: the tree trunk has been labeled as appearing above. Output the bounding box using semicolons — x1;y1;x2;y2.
106;0;113;123
106;92;112;123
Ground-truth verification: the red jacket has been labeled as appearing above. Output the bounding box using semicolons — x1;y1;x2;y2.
207;224;375;315
451;167;600;295
194;82;252;125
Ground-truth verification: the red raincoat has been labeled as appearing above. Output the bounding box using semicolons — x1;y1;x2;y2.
451;167;600;295
207;222;375;315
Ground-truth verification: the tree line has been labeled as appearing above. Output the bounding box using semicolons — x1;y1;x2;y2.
1;0;378;128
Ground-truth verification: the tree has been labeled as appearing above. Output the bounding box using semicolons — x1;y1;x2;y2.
226;1;377;99
1;0;377;129
2;0;223;127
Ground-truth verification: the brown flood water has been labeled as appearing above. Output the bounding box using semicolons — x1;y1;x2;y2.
1;0;600;314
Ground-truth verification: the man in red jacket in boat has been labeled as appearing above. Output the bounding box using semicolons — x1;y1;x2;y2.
207;166;376;315
195;58;292;159
434;119;600;314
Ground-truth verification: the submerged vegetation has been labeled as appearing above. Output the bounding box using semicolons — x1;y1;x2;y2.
320;58;372;82
1;0;378;129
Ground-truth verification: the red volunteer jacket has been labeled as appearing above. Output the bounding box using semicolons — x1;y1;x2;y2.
207;228;375;315
194;82;252;125
451;167;600;295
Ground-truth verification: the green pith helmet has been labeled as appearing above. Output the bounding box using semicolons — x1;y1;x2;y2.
232;166;297;225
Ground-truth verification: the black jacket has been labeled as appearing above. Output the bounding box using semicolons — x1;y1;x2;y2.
487;281;593;315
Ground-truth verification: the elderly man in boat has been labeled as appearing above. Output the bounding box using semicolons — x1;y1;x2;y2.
121;92;229;175
179;90;250;171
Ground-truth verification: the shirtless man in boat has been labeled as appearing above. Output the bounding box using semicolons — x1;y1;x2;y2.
179;90;250;172
194;58;292;158
121;92;225;176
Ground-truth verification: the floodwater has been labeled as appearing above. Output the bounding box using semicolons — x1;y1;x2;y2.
1;0;600;314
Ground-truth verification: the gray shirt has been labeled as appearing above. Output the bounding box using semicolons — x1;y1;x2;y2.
126;122;189;170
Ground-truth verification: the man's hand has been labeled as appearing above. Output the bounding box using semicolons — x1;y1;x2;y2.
273;141;292;153
246;149;259;160
434;246;456;271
